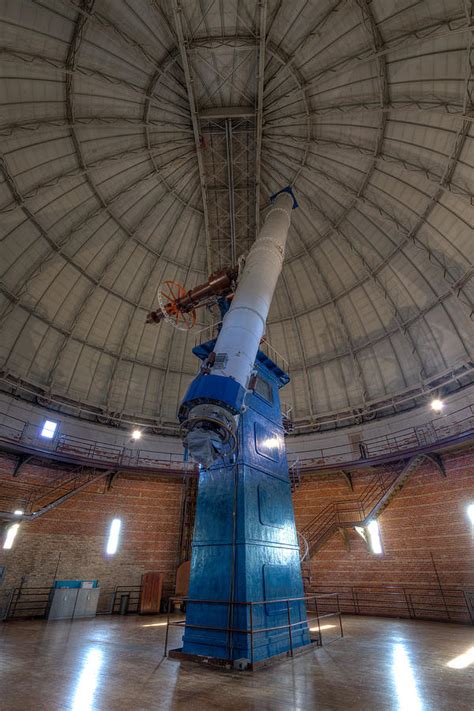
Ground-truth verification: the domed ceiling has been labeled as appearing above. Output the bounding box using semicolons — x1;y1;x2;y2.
0;0;473;432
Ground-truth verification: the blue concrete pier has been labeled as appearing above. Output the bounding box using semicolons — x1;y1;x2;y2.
179;342;311;665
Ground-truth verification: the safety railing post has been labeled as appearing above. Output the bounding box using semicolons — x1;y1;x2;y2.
164;597;171;657
462;590;474;624
249;603;254;668
4;588;15;620
314;594;322;646
286;600;293;657
353;587;359;614
337;593;344;638
402;587;412;618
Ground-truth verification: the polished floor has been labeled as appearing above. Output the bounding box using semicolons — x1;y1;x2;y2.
0;613;473;710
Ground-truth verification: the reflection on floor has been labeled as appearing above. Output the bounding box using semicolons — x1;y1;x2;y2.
0;614;473;710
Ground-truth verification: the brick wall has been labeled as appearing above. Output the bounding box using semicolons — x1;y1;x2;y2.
293;445;474;603
2;442;473;618
0;454;184;597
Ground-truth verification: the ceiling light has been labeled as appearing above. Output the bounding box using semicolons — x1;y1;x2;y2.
467;504;474;525
131;429;142;440
430;398;444;412
40;419;58;438
13;510;24;516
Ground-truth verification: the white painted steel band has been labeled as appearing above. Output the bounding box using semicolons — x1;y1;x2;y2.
211;191;293;388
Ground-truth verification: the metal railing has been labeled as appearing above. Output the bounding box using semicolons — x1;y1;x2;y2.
301;466;402;555
111;585;142;614
1;583;143;620
164;593;343;667
0;404;472;475
308;584;474;624
0;415;193;473
292;404;474;469
4;586;52;619
194;321;290;374
289;458;301;491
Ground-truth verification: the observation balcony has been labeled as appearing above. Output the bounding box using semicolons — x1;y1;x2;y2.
0;404;472;475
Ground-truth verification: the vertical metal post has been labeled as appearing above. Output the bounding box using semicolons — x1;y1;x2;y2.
52;551;62;584
314;594;322;646
402;586;412;619
286;600;293;657
164;597;171;657
4;588;15;621
225;118;236;266
11;577;25;619
337;593;344;638
249;603;254;668
71;586;80;620
431;552;451;621
353;587;359;614
462;590;473;624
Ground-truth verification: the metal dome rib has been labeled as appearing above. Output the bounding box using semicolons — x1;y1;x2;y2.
0;0;472;432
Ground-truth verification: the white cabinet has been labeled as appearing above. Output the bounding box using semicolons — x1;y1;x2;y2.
47;587;99;620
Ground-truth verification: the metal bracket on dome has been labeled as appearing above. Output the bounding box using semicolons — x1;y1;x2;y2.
12;454;34;477
421;452;446;478
338;469;354;491
107;471;120;491
270;185;298;209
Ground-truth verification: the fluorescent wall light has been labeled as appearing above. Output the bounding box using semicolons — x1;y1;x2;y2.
106;518;121;555
467;503;474;525
40;419;58;439
367;520;383;555
3;523;20;549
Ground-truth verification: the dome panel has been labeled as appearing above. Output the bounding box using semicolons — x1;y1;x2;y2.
0;0;472;431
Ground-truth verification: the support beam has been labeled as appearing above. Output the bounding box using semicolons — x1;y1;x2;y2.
224;119;237;265
172;0;213;273
255;0;267;231
339;470;354;491
0;469;113;521
12;455;34;478
107;470;120;490
338;526;351;551
421;453;446;478
200;106;254;119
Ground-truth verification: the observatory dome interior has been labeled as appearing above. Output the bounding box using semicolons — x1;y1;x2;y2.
0;0;473;434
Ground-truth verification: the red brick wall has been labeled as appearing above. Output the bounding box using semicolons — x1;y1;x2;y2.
293;446;474;608
0;455;184;597
2;443;473;617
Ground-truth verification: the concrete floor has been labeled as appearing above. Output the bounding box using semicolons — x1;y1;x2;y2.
0;614;473;710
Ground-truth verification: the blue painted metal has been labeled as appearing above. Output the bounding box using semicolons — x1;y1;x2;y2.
54;580;98;588
270;185;298;209
192;341;290;388
179;373;246;418
217;295;232;321
180;341;310;663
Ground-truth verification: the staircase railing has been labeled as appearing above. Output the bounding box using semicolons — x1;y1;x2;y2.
300;456;423;559
289;459;301;492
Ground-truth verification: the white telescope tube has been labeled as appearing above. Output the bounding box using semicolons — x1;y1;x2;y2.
211;190;293;388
